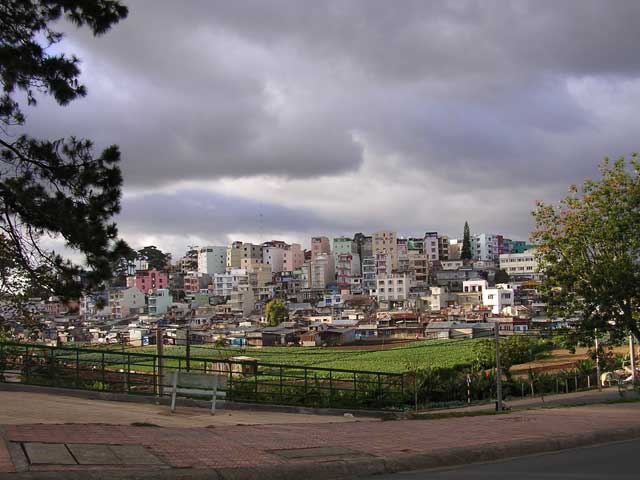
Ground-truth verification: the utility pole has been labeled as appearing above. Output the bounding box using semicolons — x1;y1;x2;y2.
630;334;637;389
595;329;602;391
495;323;503;411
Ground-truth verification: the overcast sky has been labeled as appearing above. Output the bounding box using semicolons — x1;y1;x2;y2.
23;0;640;256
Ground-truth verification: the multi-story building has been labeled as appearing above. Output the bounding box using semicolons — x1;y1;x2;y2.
448;239;462;260
463;279;514;314
353;233;373;266
241;243;263;261
148;288;173;316
373;231;398;269
226;241;244;269
310;253;334;289
177;249;198;274
336;253;361;289
499;250;540;280
311;236;331;261
375;252;392;276
374;272;410;303
108;287;145;319
408;237;425;254
282;243;304;272
408;252;429;286
247;264;272;293
229;285;255;318
483;286;514;314
361;256;376;293
197;246;227;275
471;234;500;261
213;269;249;297
126;269;168;293
424;231;439;261
438;236;450;261
510;240;533;254
183;273;211;295
262;241;287;273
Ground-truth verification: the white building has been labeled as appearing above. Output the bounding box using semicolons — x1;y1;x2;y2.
197;246;227;275
213;269;249;297
148;289;173;316
482;286;514;314
374;272;410;303
310;253;334;289
471;233;500;261
499;249;539;280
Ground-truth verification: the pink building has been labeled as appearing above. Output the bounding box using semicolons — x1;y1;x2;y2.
283;243;304;272
126;269;168;293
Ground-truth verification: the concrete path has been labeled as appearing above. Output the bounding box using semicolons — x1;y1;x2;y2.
0;391;374;428
1;391;640;479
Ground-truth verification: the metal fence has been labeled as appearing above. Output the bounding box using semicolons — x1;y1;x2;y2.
0;341;406;410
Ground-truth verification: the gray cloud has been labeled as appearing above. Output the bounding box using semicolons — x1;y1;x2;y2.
15;0;640;251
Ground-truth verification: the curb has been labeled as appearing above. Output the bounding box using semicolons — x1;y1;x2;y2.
3;426;640;480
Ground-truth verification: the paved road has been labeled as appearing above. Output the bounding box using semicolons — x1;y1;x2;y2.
370;439;640;479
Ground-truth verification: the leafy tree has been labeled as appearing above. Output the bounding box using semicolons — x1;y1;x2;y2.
532;157;640;342
461;221;472;260
494;269;510;284
137;245;170;271
265;298;288;327
0;1;129;303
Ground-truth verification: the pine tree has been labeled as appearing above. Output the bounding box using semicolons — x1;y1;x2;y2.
0;1;130;303
461;221;472;260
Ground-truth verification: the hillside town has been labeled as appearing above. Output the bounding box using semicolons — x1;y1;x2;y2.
2;228;555;348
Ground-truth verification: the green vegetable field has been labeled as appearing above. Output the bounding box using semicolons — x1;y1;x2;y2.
125;339;481;373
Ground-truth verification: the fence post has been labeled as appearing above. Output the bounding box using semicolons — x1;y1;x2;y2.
329;370;333;408
588;374;591;389
254;366;259;402
279;366;284;403
75;349;80;388
126;353;131;393
353;371;357;405
377;373;382;405
574;375;578;391
304;367;308;405
152;356;157;397
227;361;233;402
101;352;105;390
25;345;30;384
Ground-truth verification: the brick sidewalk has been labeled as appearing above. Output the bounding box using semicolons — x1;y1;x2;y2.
2;402;640;478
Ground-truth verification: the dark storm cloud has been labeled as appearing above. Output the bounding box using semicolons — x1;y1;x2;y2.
18;0;640;247
117;189;343;240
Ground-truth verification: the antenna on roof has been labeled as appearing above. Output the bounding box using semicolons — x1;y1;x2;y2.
259;202;264;243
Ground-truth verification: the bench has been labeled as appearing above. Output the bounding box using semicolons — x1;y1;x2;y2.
167;371;227;414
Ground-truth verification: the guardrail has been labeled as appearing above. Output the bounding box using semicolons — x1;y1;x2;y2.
0;341;406;410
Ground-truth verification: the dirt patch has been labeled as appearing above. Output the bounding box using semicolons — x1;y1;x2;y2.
511;346;630;375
